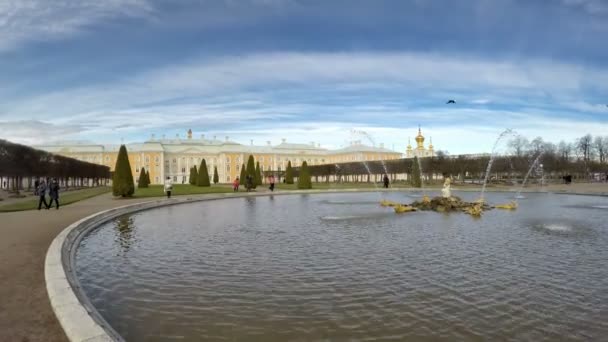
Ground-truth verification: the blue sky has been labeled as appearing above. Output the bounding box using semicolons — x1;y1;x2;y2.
1;0;607;154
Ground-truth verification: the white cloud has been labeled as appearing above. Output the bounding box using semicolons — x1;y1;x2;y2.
2;51;608;153
0;0;153;52
3;51;607;119
0;120;83;145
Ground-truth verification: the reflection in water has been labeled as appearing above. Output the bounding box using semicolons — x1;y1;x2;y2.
114;214;136;253
76;192;608;342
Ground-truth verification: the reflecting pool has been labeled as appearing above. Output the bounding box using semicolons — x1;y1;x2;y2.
76;192;608;341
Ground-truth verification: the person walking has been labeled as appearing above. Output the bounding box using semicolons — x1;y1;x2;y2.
34;179;40;196
164;176;173;199
233;177;240;192
269;175;275;192
383;174;390;189
37;180;49;210
47;179;60;210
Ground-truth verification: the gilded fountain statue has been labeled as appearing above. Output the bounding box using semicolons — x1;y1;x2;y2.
441;175;452;198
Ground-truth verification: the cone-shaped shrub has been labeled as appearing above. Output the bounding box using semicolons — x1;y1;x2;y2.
255;161;262;186
112;145;135;197
239;163;246;184
246;155;257;189
285;161;294;184
190;165;198;185
145;170;151;186
197;159;210;187
213;166;219;184
410;157;422;188
297;161;312;189
138;167;148;188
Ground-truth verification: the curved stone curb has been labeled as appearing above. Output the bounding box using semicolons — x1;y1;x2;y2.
45;188;596;341
45;190;380;341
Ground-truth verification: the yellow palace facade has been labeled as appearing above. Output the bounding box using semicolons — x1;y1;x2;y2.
36;129;403;185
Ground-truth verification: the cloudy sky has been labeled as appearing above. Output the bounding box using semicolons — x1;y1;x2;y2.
1;0;607;153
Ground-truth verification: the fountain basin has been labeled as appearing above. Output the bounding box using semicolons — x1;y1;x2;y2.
73;191;608;341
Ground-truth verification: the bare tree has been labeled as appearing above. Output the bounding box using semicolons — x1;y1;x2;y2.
577;134;594;162
594;136;607;163
530;136;545;155
508;136;530;157
558;141;572;161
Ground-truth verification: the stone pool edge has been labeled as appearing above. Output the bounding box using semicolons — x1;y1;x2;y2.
45;188;600;342
46;189;402;341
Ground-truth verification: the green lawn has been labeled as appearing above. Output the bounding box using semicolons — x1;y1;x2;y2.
133;184;235;198
0;187;111;212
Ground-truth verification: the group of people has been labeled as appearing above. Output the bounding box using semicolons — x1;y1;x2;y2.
36;179;61;210
232;175;276;192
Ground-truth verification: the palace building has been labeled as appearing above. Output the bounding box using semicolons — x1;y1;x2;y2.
35;129;402;185
405;126;435;158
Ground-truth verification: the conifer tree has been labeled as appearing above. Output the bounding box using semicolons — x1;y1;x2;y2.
112;145;135;197
297;161;312;189
255;161;262;186
239;163;246;184
410;156;422;188
145;170;151;186
137;167;148;188
190;165;198;185
213;166;219;184
285;160;294;184
246;155;256;189
197;159;210;186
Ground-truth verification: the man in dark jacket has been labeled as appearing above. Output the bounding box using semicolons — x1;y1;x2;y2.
37;180;49;210
383;174;390;188
48;179;60;209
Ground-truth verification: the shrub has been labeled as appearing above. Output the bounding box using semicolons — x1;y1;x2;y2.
112;145;135;197
285;161;294;184
197;159;210;187
213;166;219;184
297;161;312;189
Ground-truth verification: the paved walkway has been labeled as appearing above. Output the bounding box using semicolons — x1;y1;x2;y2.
1;183;607;342
0;194;150;342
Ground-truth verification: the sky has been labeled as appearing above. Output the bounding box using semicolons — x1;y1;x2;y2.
1;0;607;154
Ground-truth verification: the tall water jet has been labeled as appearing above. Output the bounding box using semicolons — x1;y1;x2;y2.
350;129;390;175
515;150;544;200
479;129;515;202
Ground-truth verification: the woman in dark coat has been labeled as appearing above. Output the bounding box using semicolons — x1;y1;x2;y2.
48;179;60;209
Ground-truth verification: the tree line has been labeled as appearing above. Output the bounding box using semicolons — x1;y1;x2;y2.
0;139;111;192
298;133;608;185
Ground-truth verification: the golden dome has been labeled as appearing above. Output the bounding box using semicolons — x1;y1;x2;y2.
415;126;425;149
406;137;412;150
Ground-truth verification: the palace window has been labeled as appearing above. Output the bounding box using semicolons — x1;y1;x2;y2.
105;156;109;162
146;156;150;163
226;165;230;172
226;157;230;163
182;168;186;173
156;156;160;163
172;158;177;163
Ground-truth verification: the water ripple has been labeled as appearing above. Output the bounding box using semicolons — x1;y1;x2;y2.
76;192;608;341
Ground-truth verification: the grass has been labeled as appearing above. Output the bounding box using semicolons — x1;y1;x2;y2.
0;186;111;212
132;184;235;198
